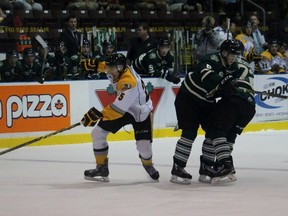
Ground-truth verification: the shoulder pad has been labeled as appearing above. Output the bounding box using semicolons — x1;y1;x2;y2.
117;68;137;91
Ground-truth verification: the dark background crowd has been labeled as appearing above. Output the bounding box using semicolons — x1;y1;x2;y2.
0;0;287;82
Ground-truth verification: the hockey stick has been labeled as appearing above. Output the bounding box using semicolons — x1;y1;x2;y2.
253;90;288;99
226;18;230;40
35;35;49;84
0;122;81;156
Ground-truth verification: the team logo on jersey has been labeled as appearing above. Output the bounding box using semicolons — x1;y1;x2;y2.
122;83;132;90
150;53;157;59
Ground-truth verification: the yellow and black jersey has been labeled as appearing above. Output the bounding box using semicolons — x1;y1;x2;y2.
103;66;153;122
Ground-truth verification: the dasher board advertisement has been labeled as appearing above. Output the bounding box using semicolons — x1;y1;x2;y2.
0;84;70;133
254;74;288;122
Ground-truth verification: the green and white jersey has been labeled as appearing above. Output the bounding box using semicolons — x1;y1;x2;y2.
232;56;255;106
181;53;255;106
132;48;174;77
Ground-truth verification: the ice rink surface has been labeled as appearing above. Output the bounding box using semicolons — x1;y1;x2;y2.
1;130;288;216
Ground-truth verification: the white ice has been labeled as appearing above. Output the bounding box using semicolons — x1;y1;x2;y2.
1;130;288;216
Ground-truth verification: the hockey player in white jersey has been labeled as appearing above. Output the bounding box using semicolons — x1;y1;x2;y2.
81;53;159;182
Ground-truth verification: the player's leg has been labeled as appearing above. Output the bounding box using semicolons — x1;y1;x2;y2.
198;108;217;183
133;113;159;180
199;138;216;183
84;125;110;182
170;90;201;184
84;114;131;182
225;98;256;178
211;97;255;184
209;98;237;184
170;128;196;184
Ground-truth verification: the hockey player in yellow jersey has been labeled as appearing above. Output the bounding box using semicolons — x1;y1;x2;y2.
259;40;286;74
81;53;159;182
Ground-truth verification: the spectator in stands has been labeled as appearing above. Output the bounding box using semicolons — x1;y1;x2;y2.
15;0;43;11
18;47;43;82
259;40;286;74
213;14;233;47
235;20;259;72
126;22;159;65
60;15;81;58
0;7;6;23
0;0;13;10
279;42;288;73
1;2;25;27
194;16;220;62
278;7;288;44
0;50;21;82
215;0;240;18
66;0;99;10
98;0;125;10
168;0;203;12
133;0;167;11
249;14;268;55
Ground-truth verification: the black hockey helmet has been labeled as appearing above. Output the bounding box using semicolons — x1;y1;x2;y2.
6;50;19;58
220;39;243;55
82;39;90;47
159;37;170;47
106;53;126;69
268;39;279;47
103;40;114;48
23;48;35;56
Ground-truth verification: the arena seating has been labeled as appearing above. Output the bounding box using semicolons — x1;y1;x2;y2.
0;0;284;53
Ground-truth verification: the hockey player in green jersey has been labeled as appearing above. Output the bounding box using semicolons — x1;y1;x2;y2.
170;39;255;184
132;37;181;84
200;41;256;185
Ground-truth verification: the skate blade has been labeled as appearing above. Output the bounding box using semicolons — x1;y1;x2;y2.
170;175;191;185
84;176;110;182
211;174;237;185
198;175;212;184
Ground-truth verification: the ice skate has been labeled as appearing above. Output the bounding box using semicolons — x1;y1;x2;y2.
170;163;192;185
198;156;215;184
84;164;110;182
211;158;236;185
143;164;160;181
140;156;160;181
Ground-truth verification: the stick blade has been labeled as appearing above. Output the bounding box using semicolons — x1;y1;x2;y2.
35;35;48;49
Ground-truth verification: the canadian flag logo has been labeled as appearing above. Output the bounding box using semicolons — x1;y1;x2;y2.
95;82;165;113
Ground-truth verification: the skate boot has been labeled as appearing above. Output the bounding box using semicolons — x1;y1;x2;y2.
140;156;159;181
198;156;215;184
84;163;110;182
143;164;160;180
211;157;236;185
226;155;237;181
170;163;192;185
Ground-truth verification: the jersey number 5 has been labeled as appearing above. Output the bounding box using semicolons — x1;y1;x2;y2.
118;92;125;101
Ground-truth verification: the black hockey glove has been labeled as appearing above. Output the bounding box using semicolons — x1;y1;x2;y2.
81;107;103;127
161;69;181;84
216;75;236;97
